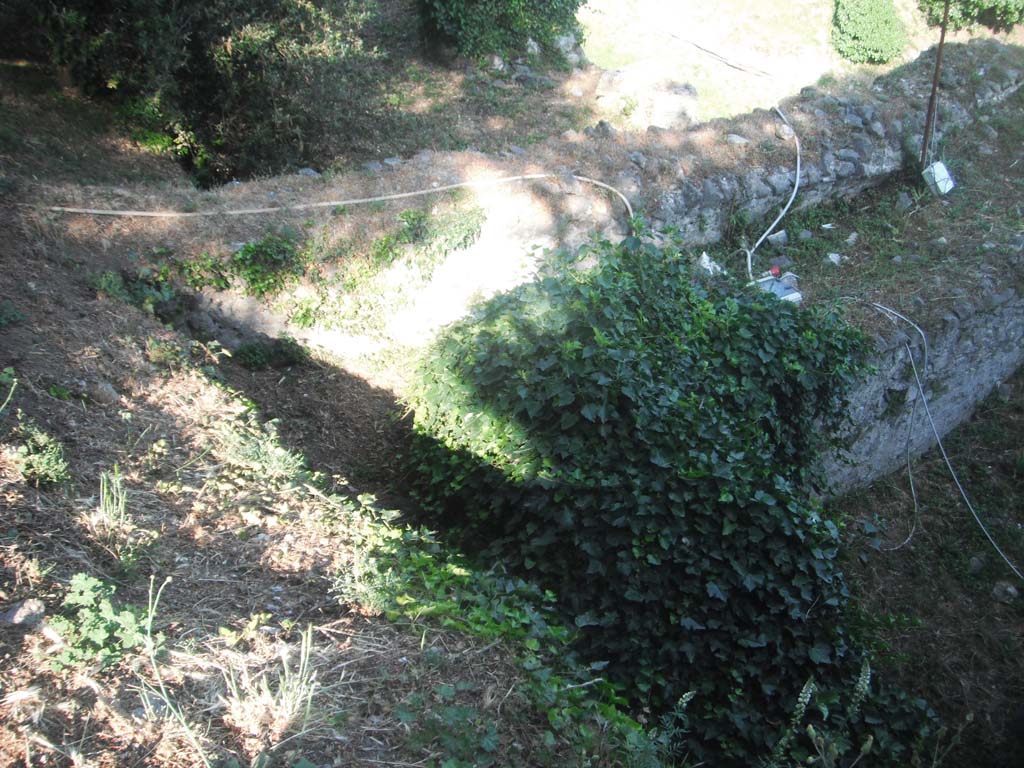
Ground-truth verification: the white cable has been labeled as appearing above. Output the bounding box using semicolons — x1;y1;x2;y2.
905;342;1023;582
27;172;634;226
863;300;1021;580
745;106;801;281
869;303;929;551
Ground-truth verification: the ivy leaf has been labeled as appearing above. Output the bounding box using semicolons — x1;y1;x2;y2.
706;582;727;601
809;643;833;665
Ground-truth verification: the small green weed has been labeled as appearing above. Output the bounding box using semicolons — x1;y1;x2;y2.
174;252;231;291
48;573;148;671
397;208;430;244
288;296;322;329
47;383;72;400
146;337;187;369
218;612;274;649
0;299;25;327
396;685;500;766
231;234;309;298
13;414;71;487
233;337;307;370
93;269;176;315
93;271;134;302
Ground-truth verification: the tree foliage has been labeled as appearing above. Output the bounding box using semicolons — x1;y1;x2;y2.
39;0;383;182
919;0;1024;28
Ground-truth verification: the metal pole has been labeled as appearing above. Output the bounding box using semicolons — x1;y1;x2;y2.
921;0;952;167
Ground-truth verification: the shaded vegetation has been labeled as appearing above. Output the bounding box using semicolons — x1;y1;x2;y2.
417;0;582;57
36;0;388;183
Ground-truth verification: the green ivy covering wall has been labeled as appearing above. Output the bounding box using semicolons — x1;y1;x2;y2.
405;236;938;763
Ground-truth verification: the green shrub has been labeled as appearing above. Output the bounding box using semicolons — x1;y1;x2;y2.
417;0;583;58
93;269;176;314
43;1;383;182
833;0;908;64
405;237;936;762
919;0;1024;28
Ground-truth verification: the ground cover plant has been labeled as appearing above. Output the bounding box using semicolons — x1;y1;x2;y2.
404;236;943;764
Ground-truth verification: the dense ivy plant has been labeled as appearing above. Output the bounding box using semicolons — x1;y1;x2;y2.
405;237;935;763
417;0;583;58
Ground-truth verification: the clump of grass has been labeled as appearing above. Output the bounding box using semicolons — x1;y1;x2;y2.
80;465;154;574
213;417;306;483
220;625;321;747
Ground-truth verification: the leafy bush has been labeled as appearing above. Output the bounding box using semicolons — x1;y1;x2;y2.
405;237;937;762
93;269;176;314
417;0;583;58
43;1;384;182
919;0;1024;28
833;0;908;64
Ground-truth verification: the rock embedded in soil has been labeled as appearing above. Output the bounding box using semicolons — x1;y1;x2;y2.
89;380;120;405
993;581;1020;604
0;598;46;627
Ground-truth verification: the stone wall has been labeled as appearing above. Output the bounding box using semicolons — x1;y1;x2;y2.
825;289;1024;494
642;39;1023;244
